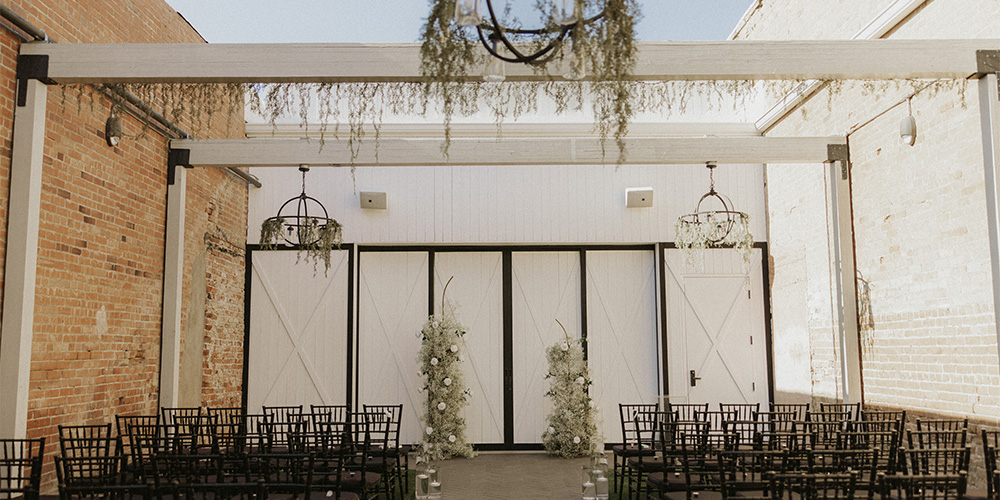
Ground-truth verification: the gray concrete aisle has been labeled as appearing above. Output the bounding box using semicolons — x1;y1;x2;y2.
433;452;593;500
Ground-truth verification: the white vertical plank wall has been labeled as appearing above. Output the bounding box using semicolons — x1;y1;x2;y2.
511;252;582;444
663;249;769;408
247;251;351;412
357;252;429;444
433;252;505;444
585;251;660;442
247;164;765;245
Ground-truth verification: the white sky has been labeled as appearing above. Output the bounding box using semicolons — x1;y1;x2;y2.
163;1;756;43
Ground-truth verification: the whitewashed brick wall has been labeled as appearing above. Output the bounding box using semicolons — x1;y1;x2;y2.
740;0;1000;484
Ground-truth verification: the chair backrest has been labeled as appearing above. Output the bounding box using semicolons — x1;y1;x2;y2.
723;419;763;450
770;472;857;500
363;404;403;448
152;453;256;500
916;418;969;433
669;403;710;422
206;408;244;428
262;405;303;424
807;448;880;493
58;424;115;459
0;438;45;500
907;430;967;450
819;402;860;420
619;404;658;445
904;447;970;476
55;455;142;500
770;403;810;421
837;430;899;474
983;430;1000;500
719;403;760;422
882;471;967;500
805;412;850;449
311;404;350;424
756;411;800;432
160;407;202;427
718;448;789;499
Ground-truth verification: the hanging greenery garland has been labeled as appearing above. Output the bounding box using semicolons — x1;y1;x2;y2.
542;319;599;458
419;0;640;161
417;277;476;462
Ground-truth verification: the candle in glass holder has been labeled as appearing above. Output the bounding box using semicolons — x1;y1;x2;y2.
415;473;430;500
428;481;442;500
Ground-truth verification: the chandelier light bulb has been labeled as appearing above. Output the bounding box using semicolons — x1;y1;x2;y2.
555;0;579;25
454;0;481;26
483;41;506;82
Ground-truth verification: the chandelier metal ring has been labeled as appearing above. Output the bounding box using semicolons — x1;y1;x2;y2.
264;165;337;246
677;162;750;244
473;0;607;65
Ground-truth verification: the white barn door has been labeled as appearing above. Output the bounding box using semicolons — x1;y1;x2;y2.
586;251;660;441
358;252;429;445
433;252;505;444
664;248;769;408
511;252;582;444
247;250;350;412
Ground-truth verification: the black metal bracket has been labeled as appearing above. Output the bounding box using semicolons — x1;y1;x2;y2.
977;51;1000;93
167;148;191;185
15;54;53;107
827;143;851;180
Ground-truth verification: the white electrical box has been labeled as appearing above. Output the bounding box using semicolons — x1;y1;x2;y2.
359;191;387;210
625;187;653;208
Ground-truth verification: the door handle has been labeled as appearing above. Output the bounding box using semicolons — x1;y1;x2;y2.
689;370;702;387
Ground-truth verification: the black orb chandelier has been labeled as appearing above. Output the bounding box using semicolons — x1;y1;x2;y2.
453;0;606;80
265;165;338;246
677;162;750;243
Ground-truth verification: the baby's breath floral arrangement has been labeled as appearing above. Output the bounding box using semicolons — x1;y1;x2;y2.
417;278;475;461
674;212;752;269
542;319;599;458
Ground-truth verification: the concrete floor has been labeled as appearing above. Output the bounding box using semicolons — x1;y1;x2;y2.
432;452;595;500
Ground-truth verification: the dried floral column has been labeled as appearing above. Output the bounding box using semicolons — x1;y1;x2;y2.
542;319;600;457
417;278;475;461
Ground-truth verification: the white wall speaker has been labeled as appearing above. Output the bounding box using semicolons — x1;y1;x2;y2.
359;191;387;210
625;187;653;208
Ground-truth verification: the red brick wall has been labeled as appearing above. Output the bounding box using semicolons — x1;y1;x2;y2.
0;1;248;490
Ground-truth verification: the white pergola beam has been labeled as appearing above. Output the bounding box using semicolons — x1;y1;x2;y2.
0;80;47;439
169;136;846;168
21;40;1000;84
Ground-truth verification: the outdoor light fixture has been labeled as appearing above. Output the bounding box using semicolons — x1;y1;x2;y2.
105;105;122;147
454;0;605;79
675;162;753;267
261;165;341;246
900;98;917;146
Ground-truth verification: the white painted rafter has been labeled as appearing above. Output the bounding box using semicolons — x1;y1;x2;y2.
21;39;1000;84
169;135;846;168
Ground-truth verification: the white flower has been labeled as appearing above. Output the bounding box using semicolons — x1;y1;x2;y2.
560;343;569;351
458;354;465;362
431;321;440;329
425;427;434;435
448;435;456;443
547;426;555;434
573;436;581;444
443;377;452;386
437;402;447;411
450;344;459;353
430;357;439;366
575;377;585;385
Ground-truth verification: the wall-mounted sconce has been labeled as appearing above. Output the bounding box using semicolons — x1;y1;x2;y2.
360;191;387;210
105;105;122;147
625;187;653;208
900;98;916;146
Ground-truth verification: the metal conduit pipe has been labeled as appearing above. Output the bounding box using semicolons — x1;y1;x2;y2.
0;4;45;41
0;2;261;188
